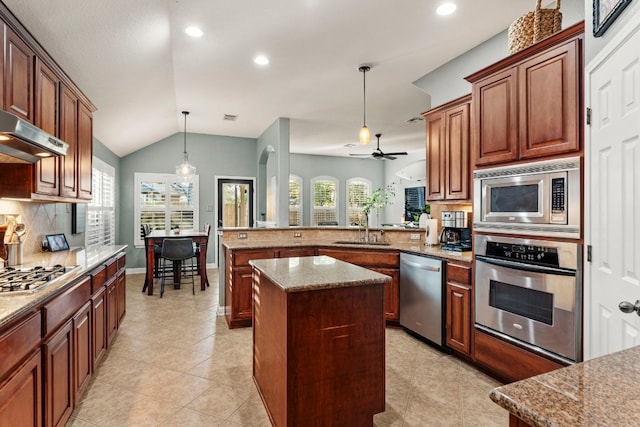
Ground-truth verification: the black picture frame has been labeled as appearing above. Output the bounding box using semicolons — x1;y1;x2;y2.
593;0;633;37
71;203;87;234
46;233;70;252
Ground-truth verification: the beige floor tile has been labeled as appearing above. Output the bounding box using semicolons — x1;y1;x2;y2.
69;271;510;427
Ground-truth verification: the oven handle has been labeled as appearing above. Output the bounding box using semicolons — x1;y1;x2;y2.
475;255;576;276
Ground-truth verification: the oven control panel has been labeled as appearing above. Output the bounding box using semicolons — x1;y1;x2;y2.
485;242;559;267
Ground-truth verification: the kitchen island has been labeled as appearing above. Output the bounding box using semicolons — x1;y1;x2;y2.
250;255;390;427
490;345;640;426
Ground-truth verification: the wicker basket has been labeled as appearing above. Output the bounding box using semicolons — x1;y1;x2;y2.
508;0;562;54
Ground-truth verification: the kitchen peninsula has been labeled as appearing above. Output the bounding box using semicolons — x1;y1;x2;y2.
250;255;389;427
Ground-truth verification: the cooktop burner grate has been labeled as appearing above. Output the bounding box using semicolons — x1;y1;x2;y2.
0;265;76;293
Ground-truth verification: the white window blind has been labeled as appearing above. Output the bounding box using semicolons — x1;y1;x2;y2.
86;157;115;250
311;176;338;226
289;175;302;226
134;173;199;247
347;178;371;226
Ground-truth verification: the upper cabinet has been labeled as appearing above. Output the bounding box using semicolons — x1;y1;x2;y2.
466;22;583;168
423;94;471;202
0;7;96;202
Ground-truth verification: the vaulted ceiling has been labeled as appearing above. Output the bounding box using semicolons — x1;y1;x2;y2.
3;0;539;158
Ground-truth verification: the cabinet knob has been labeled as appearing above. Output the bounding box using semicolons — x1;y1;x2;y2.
618;300;640;316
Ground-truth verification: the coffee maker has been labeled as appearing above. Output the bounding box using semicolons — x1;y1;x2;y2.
440;211;472;251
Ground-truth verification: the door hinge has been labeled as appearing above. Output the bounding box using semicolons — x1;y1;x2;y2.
586;107;592;125
587;245;592;262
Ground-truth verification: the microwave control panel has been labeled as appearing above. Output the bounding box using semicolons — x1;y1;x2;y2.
550;177;567;223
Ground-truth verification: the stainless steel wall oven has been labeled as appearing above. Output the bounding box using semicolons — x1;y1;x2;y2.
474;234;583;363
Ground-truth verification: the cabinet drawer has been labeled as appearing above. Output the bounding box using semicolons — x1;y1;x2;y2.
0;311;41;380
233;249;277;267
105;257;117;278
90;265;106;294
317;248;399;268
446;262;471;285
42;276;91;336
116;252;126;271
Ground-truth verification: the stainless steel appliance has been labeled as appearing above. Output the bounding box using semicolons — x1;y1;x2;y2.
440;211;472;251
0;265;78;294
473;156;581;238
474;234;582;363
399;253;445;348
0;110;69;163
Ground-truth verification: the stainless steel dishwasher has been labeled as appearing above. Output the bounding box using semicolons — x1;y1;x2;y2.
399;252;445;348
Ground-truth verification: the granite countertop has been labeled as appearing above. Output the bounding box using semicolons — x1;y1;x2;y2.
249;255;391;292
0;245;127;328
223;239;473;263
490;345;640;426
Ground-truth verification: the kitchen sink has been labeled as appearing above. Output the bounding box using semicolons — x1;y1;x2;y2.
333;240;392;246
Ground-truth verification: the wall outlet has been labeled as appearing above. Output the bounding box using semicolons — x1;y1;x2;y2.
410;233;421;240
293;232;302;238
238;232;248;239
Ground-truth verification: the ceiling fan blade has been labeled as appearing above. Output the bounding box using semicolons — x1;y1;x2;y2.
382;155;397;160
384;152;408;156
349;154;372;157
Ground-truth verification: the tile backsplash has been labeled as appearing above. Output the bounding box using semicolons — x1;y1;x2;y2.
0;201;85;258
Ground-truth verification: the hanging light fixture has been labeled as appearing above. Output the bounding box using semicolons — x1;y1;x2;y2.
176;111;196;179
358;65;371;145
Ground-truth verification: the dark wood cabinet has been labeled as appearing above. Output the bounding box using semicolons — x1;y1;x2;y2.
423;95;471;202
4;26;34;122
0;350;42;427
276;247;316;258
372;267;400;323
77;101;93;200
43;319;74;427
116;269;126;325
34;59;60;196
467;22;583;167
59;84;78;199
91;286;107;367
445;261;472;356
73;301;92;405
106;278;118;346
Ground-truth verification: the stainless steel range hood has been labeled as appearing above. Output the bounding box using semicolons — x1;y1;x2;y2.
0;111;68;163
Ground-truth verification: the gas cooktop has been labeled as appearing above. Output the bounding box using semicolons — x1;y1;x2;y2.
0;265;78;294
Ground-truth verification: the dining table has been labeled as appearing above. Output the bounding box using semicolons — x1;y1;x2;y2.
142;229;210;295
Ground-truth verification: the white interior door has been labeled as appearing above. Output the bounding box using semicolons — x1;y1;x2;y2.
586;12;640;359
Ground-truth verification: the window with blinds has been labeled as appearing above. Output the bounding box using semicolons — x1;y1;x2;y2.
311;176;338;226
134;173;199;247
347;178;371;226
86;157;115;250
289;175;302;226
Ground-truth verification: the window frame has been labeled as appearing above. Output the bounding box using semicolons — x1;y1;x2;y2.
310;176;338;226
289;174;303;227
346;177;371;227
86;157;116;250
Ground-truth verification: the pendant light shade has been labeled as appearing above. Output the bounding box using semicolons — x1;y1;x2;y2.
176;111;196;179
358;65;371;145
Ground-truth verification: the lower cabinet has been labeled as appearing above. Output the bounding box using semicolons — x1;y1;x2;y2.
116;271;126;324
0;350;42;426
371;267;400;323
73;302;92;405
106;278;118;345
43;319;74;427
445;261;473;357
91;286;107;368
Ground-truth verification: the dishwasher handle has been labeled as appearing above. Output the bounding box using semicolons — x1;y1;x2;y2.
400;258;441;272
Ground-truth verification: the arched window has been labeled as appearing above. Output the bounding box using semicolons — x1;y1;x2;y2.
347;178;371;227
289;175;302;226
310;176;338;226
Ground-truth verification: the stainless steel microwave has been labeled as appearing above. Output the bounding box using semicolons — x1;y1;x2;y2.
473;157;581;238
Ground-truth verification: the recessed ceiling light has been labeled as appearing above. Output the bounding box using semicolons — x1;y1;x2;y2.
436;2;456;16
254;55;269;65
185;26;203;37
344;143;357;148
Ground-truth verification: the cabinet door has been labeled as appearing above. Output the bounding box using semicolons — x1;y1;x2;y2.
91;286;107;367
425;112;445;201
116;271;126;325
59;84;78;199
473;67;519;166
0;350;42;427
372;267;400;323
233;266;254;322
43;319;74;427
73;302;92;404
4;27;34;122
444;102;470;200
518;39;580;159
446;283;471;355
34;59;60;196
277;247;316;258
106;280;118;345
77;102;93;200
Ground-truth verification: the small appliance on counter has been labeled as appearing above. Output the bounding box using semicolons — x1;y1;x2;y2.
440;211;472;252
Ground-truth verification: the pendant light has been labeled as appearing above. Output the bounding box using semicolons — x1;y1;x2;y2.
358;65;371;145
176;111;196;179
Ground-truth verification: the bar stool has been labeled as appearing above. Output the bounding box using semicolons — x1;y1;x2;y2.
159;238;195;297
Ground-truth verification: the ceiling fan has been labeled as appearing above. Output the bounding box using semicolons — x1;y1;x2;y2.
349;133;407;160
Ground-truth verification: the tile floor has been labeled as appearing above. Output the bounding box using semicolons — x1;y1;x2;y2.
68;270;509;427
